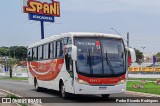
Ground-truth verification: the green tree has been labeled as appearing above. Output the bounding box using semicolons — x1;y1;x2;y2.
155;52;160;62
6;58;19;78
134;48;143;64
15;46;27;60
8;46;18;58
0;47;9;56
8;46;27;60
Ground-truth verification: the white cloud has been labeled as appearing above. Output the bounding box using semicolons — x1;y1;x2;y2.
60;0;160;14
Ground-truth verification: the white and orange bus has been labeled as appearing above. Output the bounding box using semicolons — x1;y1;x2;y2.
27;32;136;98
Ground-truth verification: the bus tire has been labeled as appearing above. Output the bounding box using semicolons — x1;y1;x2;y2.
34;78;41;92
60;82;69;99
101;94;110;99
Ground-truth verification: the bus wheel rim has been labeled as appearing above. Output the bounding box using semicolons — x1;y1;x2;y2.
35;82;38;89
61;85;65;97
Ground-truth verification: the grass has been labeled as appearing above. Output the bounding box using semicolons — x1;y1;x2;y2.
128;78;157;81
1;77;28;81
127;81;160;95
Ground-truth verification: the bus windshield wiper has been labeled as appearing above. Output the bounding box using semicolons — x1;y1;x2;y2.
88;49;93;74
105;50;115;75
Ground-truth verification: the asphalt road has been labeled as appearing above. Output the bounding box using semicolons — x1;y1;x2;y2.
0;80;159;106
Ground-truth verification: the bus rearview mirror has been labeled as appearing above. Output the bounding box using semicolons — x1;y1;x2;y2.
71;45;77;61
126;47;136;63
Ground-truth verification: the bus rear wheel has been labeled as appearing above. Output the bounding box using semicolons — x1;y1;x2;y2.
101;94;110;99
34;78;41;92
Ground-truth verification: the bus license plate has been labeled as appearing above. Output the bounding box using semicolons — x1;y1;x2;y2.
99;87;107;90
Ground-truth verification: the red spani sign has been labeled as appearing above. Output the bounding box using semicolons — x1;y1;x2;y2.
23;0;60;17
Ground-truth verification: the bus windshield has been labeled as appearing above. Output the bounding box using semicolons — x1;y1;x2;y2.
75;37;125;77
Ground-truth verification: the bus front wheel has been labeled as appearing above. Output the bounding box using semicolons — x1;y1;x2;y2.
60;82;69;98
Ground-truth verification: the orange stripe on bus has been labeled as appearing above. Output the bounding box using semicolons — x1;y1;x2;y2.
28;59;64;81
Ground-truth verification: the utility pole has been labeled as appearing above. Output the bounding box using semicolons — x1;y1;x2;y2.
141;47;146;74
127;32;129;47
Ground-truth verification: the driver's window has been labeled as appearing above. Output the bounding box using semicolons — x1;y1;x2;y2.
65;48;73;77
69;58;73;72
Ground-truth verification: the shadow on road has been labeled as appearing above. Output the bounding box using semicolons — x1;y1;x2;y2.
31;88;116;103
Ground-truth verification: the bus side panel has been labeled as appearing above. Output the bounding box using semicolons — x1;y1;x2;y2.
45;60;67;91
27;59;63;88
28;69;34;86
27;58;75;93
27;62;34;86
47;61;74;93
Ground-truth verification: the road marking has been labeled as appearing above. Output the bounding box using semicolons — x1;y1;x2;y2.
126;91;160;97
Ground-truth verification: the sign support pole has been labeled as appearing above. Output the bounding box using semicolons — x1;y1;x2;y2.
40;21;44;39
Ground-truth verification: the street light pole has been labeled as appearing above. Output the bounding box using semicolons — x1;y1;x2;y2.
141;47;146;74
127;32;129;47
110;28;122;36
110;28;129;46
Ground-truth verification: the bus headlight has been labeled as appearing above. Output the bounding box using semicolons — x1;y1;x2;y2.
117;79;126;85
75;78;89;85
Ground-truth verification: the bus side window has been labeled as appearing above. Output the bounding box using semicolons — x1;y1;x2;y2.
56;40;63;58
43;45;45;59
49;42;54;59
43;44;49;59
38;46;43;60
68;37;72;45
56;41;60;57
65;48;73;77
63;37;72;45
63;38;68;45
32;49;34;60
32;47;37;61
60;40;63;57
53;42;56;58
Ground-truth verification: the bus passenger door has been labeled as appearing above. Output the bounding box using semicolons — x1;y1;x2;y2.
64;47;74;93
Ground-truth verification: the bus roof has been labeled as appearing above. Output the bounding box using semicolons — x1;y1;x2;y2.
66;32;122;38
28;32;122;49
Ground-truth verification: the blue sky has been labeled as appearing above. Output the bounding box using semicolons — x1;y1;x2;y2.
1;0;160;54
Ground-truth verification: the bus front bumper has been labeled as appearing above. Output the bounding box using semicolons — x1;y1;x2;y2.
74;82;126;95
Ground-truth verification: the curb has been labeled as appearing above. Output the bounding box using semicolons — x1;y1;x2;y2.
126;91;160;97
